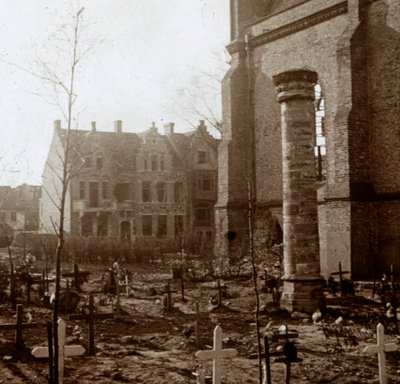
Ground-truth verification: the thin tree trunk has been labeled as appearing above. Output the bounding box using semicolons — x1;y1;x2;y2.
52;8;83;382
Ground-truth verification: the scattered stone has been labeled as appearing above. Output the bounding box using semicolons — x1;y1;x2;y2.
335;316;344;325
119;335;138;344
3;355;12;361
312;309;322;323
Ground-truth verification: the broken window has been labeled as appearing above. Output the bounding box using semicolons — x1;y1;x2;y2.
10;211;17;221
175;215;184;236
174;182;183;203
151;154;158;170
114;183;130;202
156;182;167;202
157;215;167;237
314;84;326;181
102;182;108;199
160;153;165;170
197;171;215;192
143;152;148;170
89;182;99;208
81;214;93;237
198;150;207;164
142;215;152;236
142;181;151;202
195;204;212;226
97;215;108;237
120;221;131;243
96;157;103;170
79;181;85;199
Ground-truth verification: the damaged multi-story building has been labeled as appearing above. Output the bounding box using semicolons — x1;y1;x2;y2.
39;120;218;251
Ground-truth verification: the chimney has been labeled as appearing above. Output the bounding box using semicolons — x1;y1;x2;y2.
164;122;175;135
149;121;158;133
91;121;96;132
114;120;122;134
198;120;207;131
54;120;61;130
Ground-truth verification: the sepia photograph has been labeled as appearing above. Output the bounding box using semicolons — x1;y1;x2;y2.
0;1;399;383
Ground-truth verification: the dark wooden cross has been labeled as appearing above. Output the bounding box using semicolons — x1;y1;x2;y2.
178;249;187;301
271;327;300;384
164;281;172;310
0;304;39;349
62;264;90;292
331;262;350;296
69;293;113;355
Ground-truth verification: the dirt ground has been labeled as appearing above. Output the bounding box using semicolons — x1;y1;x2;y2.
0;261;399;384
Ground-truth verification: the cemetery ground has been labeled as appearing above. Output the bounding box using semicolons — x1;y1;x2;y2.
0;257;399;383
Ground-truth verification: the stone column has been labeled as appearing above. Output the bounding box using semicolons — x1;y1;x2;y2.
273;69;325;313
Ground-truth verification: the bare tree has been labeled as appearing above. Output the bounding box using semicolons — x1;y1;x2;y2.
170;49;229;137
13;7;94;382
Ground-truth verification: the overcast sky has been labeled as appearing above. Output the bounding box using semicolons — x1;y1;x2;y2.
0;0;230;186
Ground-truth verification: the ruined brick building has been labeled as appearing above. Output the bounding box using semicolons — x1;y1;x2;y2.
216;0;400;287
40;120;218;251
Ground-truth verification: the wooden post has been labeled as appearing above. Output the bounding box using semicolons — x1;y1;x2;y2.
165;282;172;310
264;336;272;384
116;278;120;312
32;319;85;384
363;323;399;384
195;302;201;348
196;325;238;384
47;322;54;384
69;293;113;355
65;280;71;313
217;279;222;307
196;365;206;384
180;249;185;301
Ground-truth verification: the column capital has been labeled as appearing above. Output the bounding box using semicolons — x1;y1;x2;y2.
273;69;318;102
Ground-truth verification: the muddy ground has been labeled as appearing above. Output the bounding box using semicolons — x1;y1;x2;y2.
0;261;399;384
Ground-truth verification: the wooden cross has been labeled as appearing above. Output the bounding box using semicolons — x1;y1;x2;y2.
164;281;172;310
62;264;90;292
69;293;113;355
0;304;39;349
178;249;187;301
32;318;85;384
363;323;398;384
195;325;238;384
331;262;350;296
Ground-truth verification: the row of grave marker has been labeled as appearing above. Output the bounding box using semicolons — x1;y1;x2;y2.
26;322;399;384
0;305;397;384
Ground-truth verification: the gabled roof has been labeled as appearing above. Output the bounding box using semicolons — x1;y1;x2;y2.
55;127;141;171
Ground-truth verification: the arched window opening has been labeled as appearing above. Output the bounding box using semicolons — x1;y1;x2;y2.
314;84;326;180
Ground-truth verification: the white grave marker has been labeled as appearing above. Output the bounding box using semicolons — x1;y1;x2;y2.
32;318;85;384
195;325;238;384
363;323;398;384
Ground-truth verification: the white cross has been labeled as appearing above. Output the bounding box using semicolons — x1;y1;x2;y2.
363;323;398;384
195;325;238;384
32;318;85;384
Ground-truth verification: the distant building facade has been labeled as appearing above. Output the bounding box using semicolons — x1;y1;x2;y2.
40;120;218;250
0;184;41;232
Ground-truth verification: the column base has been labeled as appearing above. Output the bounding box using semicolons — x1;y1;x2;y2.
280;277;326;314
